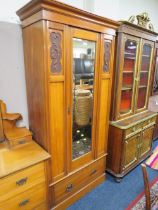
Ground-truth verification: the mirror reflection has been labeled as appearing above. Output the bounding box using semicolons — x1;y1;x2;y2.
72;38;95;159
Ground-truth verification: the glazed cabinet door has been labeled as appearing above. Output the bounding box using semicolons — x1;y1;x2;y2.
115;34;140;120
139;126;154;158
67;28;100;171
135;40;154;113
122;133;140;171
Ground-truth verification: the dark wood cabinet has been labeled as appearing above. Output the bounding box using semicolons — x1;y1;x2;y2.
123;133;139;170
107;111;157;181
17;1;119;209
107;21;157;181
149;42;158;141
140;126;154;157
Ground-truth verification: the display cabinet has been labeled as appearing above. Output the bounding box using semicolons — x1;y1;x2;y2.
17;1;119;209
153;41;158;95
107;21;158;181
148;41;158;141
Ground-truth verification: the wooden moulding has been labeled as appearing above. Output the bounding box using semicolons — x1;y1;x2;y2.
118;21;158;42
110;110;157;129
16;0;120;32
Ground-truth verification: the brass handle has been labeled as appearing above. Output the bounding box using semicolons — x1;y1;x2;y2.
16;177;28;186
19;199;29;207
66;183;73;192
90;169;97;176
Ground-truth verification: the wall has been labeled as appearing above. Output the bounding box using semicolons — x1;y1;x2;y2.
94;0;119;21
118;0;158;32
0;0;158;128
0;22;28;127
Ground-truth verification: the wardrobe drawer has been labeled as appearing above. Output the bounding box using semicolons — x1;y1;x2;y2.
33;202;47;210
0;162;45;202
125;124;142;138
0;182;46;210
52;157;105;205
143;117;156;129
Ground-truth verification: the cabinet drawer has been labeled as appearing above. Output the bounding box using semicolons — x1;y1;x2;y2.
0;182;46;210
0;162;45;202
143;117;156;129
125;124;142;138
52;158;105;205
33;202;47;210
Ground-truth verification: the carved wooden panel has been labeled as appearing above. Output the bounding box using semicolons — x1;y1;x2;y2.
103;41;111;72
50;32;62;74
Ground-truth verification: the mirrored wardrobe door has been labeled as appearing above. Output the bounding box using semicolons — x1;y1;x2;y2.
67;28;100;171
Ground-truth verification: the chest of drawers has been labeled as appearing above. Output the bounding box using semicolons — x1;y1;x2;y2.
0;141;50;210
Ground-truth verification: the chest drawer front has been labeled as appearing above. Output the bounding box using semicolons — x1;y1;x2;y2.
33;202;47;210
52;157;105;205
143;117;156;129
125;124;142;139
0;182;46;210
0;162;45;202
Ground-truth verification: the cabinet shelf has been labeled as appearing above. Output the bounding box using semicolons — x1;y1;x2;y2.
140;71;148;73
124;56;135;60
142;54;150;58
124;52;135;56
122;86;132;91
138;85;147;89
123;71;133;73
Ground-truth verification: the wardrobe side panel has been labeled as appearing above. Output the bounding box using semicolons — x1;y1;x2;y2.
22;21;49;150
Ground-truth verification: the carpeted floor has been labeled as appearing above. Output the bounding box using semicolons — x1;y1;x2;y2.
67;140;158;210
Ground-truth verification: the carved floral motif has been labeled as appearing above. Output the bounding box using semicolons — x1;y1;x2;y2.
103;41;111;72
50;32;62;73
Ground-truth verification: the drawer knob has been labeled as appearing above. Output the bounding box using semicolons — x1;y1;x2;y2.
16;177;28;186
19;199;29;207
90;169;97;176
66;183;73;192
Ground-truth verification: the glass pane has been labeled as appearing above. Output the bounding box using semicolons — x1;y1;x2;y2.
120;90;132;114
72;38;95;159
139;72;148;86
137;44;152;109
141;44;151;72
120;39;137;115
137;87;147;109
153;50;158;93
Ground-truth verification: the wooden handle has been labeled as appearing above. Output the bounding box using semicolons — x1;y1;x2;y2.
19;199;29;207
90;169;97;175
16;177;28;186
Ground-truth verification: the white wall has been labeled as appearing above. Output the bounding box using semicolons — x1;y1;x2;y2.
118;0;158;32
58;0;84;9
0;0;158;128
0;22;28;127
0;0;30;23
94;0;119;21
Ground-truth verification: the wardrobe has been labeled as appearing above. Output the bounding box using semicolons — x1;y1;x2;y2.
17;0;119;209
